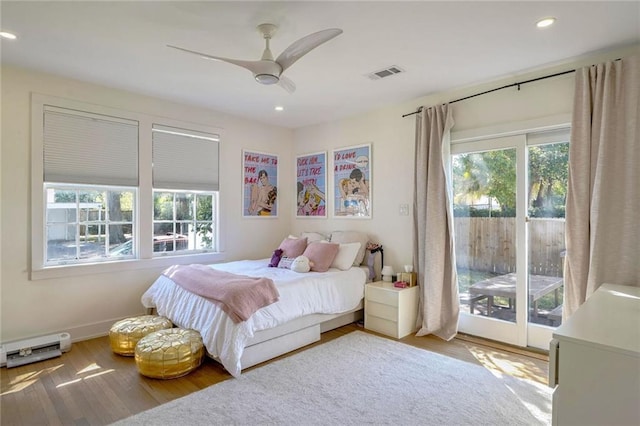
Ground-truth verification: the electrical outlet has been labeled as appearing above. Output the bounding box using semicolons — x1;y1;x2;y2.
399;204;409;216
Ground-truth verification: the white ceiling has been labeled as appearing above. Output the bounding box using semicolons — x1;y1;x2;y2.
2;1;638;129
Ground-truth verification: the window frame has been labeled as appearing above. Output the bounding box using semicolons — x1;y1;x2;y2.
31;93;225;280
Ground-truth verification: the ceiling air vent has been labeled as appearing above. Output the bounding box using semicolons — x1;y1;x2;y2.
366;65;405;80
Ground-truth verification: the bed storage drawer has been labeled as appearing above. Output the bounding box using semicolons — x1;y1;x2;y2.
241;324;320;370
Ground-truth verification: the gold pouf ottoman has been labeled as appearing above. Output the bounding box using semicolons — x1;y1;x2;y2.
134;328;204;379
109;315;173;356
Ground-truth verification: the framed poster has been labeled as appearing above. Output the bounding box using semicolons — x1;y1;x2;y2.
296;151;327;218
242;150;278;217
332;144;371;218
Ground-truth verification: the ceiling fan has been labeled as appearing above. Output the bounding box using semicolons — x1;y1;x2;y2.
168;23;343;93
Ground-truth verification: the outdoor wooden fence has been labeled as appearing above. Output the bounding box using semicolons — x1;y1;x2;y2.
454;217;565;277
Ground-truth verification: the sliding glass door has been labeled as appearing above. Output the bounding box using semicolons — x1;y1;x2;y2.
452;130;568;349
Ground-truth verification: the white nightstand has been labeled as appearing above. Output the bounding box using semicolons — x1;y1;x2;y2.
364;281;419;339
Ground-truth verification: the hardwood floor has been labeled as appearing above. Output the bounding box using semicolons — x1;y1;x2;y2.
0;325;548;425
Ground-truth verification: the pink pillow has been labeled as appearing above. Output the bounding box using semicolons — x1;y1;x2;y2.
278;237;308;258
303;242;339;272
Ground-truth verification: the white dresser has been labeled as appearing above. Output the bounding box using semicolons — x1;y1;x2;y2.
550;283;640;426
364;281;418;339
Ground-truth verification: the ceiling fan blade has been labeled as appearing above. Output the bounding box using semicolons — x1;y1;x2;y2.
167;45;265;75
278;75;296;94
275;28;342;72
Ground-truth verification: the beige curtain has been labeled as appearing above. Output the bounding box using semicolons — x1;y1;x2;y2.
413;104;459;340
564;54;640;317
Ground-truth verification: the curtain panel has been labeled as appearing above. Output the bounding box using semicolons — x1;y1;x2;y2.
413;105;459;340
564;54;640;318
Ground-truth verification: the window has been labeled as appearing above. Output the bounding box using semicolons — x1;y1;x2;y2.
153;191;216;254
41;105;138;266
152;124;220;255
45;185;135;264
32;95;222;276
452;127;570;349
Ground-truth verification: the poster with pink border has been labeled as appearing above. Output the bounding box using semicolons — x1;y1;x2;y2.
332;144;371;218
296;151;327;218
242;150;278;217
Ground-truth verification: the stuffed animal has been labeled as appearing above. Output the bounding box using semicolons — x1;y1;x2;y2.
268;248;284;267
290;255;311;273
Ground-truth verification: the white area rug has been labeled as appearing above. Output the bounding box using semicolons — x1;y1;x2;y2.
115;331;551;425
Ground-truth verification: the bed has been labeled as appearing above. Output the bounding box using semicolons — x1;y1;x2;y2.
141;234;379;377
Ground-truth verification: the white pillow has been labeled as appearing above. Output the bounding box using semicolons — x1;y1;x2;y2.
300;232;328;243
329;242;361;271
330;231;369;266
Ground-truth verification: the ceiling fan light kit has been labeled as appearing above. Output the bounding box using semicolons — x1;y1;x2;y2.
168;23;342;93
255;74;279;85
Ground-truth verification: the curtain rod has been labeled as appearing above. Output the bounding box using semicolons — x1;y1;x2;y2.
403;57;623;118
401;68;576;118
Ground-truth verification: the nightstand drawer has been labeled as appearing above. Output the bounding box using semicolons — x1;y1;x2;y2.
366;300;398;322
365;285;399;306
365;315;397;337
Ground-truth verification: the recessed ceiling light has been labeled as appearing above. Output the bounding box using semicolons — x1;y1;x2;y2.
274;106;284;112
536;17;556;28
0;31;17;40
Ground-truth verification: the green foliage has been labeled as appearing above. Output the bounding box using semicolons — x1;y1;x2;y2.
453;149;516;214
528;143;569;214
453;206;515;217
54;189;103;204
154;192;174;220
453;142;568;219
454;205;564;218
196;195;213;247
153;192;215;248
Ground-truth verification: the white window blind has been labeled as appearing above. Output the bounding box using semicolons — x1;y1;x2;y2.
152;124;220;191
527;128;571;146
43;106;139;186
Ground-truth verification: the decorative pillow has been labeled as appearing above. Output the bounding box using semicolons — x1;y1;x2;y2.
330;231;369;266
300;232;328;243
268;248;284;267
290;255;311;273
277;256;295;269
330;242;362;271
303;242;339;272
278;237;308;258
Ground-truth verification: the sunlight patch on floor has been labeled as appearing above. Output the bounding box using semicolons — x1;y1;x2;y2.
76;362;102;374
0;363;64;395
466;344;548;385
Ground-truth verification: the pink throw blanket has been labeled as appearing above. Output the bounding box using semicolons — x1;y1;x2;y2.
163;264;279;323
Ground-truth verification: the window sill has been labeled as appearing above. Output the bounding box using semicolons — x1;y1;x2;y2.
30;252;227;281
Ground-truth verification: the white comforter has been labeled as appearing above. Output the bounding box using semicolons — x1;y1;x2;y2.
141;259;366;377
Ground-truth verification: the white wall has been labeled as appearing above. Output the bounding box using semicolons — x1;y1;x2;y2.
0;65;293;343
1;44;635;344
291;45;637;274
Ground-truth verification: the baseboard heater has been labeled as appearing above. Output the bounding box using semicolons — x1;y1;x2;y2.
0;332;72;368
